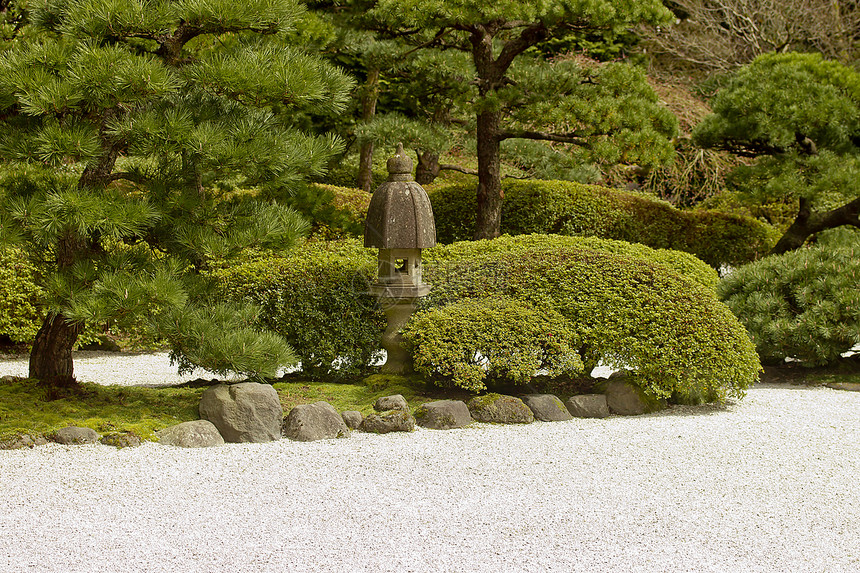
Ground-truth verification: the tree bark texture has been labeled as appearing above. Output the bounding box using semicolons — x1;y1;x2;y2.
357;68;380;192
29;313;83;381
474;110;503;240
416;151;441;184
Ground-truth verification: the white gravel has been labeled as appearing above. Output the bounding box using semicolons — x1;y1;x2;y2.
1;354;860;572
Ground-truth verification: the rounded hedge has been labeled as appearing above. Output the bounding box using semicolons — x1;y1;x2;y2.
403;298;584;392
717;243;860;365
211;240;384;379
420;242;761;402
424;233;719;291
429;179;777;268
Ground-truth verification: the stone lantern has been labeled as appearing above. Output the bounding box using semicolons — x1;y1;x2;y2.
364;144;436;374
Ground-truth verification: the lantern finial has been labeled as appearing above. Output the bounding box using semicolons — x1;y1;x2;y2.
386;143;413;181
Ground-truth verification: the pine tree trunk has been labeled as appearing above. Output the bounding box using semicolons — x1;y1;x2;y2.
357;68;380;192
474;110;503;240
29;313;83;381
416;151;441;184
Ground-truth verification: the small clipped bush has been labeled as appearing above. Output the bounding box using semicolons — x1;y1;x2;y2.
429;179;776;267
718;244;860;365
0;247;44;344
402;298;584;392
421;241;761;402
212;240;384;379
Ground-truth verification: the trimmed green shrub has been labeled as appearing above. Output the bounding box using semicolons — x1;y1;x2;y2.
0;247;45;344
717;244;860;366
429;179;777;267
425;233;719;290
271;182;369;240
403;298;584;392
421;243;760;402
212;240;384;379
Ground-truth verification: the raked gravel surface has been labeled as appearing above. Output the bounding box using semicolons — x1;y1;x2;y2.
1;353;860;572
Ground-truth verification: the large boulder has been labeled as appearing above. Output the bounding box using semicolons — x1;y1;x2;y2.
199;382;283;443
467;394;534;424
565;394;610;419
601;378;666;416
156;420;225;448
415;400;472;430
521;394;572;422
373;394;409;411
361;410;416;434
52;426;99;445
283;402;350;442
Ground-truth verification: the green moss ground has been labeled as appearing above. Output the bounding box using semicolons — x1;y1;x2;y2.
0;373;468;442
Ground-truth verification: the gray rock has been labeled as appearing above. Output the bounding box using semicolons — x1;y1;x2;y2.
0;433;48;450
99;432;142;448
52;426;99;445
566;394;610;419
825;382;860;392
521;394;572;422
283;402;350;441
361;410;415;434
156;420;225;448
199;382;283;443
373;394;409;412
467;394;534;424
342;410;364;430
602;378;666;416
415;400;472;430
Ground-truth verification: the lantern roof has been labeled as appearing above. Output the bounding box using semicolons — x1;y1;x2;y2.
364;144;436;250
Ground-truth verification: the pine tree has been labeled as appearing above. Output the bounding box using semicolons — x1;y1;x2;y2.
352;0;677;239
693;52;860;254
0;0;353;382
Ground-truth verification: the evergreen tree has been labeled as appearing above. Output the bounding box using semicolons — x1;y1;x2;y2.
0;0;353;382
694;53;860;254
355;0;677;239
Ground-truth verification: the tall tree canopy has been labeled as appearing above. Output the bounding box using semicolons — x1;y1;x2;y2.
694;52;860;254
355;0;678;239
0;0;353;381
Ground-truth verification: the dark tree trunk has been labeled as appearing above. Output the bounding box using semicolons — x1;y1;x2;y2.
416;151;441;185
357;68;380;192
474;110;503;240
770;196;860;255
29;313;83;381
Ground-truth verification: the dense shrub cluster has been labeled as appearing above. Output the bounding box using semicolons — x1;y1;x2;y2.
417;241;760;401
213;235;755;399
429;179;776;267
0;247;44;344
212;240;384;379
718;243;860;365
404;298;584;392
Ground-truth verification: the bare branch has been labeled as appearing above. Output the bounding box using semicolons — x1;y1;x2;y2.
499;130;590;147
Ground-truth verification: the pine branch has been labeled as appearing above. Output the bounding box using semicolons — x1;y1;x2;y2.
499;130;590;147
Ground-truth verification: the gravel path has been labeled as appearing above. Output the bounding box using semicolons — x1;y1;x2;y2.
1;354;859;572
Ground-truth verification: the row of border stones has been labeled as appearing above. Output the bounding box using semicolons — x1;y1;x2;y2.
0;375;663;449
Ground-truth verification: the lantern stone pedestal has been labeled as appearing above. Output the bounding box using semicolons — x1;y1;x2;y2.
364;144;436;374
377;298;418;374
